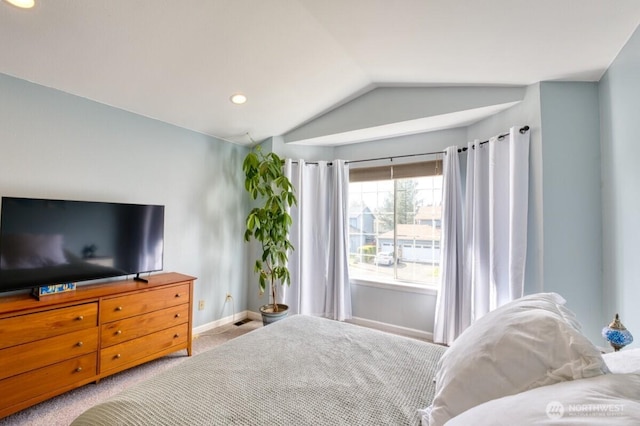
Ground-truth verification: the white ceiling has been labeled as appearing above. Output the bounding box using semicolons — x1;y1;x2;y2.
1;0;640;146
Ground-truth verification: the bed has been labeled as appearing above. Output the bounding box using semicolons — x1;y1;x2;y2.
71;315;446;425
72;294;640;426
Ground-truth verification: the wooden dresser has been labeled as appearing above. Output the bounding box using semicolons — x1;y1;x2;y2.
0;272;195;419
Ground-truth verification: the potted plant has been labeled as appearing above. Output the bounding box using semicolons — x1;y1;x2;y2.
243;146;297;325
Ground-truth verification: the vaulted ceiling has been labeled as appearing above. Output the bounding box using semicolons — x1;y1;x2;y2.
2;0;640;145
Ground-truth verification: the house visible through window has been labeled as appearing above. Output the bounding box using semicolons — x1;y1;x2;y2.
348;160;443;287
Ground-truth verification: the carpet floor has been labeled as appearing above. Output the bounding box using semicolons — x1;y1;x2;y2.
0;320;262;426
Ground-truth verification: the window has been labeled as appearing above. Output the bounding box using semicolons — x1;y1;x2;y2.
348;160;443;287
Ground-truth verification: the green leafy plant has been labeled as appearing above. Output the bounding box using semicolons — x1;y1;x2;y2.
243;146;297;312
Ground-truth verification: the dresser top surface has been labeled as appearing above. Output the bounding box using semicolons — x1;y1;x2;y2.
0;272;195;316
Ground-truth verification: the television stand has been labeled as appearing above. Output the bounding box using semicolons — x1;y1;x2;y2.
134;273;149;283
0;272;195;419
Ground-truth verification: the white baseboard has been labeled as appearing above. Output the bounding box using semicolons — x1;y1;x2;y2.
193;310;254;335
194;311;433;343
347;316;433;342
246;310;262;321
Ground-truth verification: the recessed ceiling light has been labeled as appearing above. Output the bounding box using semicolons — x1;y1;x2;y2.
4;0;35;9
230;93;247;105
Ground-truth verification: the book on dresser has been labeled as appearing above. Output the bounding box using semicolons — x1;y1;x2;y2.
0;272;196;419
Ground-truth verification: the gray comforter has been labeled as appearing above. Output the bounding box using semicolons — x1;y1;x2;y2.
72;315;446;425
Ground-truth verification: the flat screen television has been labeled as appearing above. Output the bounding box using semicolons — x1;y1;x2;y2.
0;197;164;293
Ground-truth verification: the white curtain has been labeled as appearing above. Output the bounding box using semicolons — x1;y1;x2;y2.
433;146;467;343
434;127;530;345
282;159;352;320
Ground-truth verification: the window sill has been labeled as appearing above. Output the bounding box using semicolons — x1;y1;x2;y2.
350;276;438;296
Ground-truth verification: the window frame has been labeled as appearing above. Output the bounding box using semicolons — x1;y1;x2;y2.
348;159;443;291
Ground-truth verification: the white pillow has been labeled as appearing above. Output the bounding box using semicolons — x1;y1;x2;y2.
603;348;640;374
425;293;609;426
445;373;640;425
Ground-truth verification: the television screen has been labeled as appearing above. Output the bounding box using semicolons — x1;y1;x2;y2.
0;197;164;293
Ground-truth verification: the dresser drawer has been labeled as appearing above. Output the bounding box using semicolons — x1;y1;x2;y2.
100;283;190;323
0;303;98;350
100;323;188;374
0;353;96;410
101;303;189;348
0;327;98;380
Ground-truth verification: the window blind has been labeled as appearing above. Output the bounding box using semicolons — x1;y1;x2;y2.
349;160;441;182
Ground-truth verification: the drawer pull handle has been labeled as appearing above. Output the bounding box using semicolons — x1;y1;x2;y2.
175;293;181;298
115;354;121;359
77;341;84;347
116;330;122;335
175;313;181;318
116;306;123;311
76;367;83;372
77;315;84;321
174;333;180;338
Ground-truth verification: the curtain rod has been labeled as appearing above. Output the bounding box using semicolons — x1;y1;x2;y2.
457;125;530;153
291;125;529;165
346;125;529;164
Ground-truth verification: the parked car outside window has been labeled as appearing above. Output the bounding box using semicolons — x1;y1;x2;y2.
374;251;394;266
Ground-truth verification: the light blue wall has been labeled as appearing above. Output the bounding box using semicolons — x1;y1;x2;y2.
0;73;249;328
539;82;603;342
467;82;604;344
599;24;640;347
334;128;462;161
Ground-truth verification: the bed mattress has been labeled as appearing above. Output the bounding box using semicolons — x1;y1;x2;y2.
72;315;446;426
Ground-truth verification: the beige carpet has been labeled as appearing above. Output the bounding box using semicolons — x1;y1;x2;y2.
0;320;262;426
